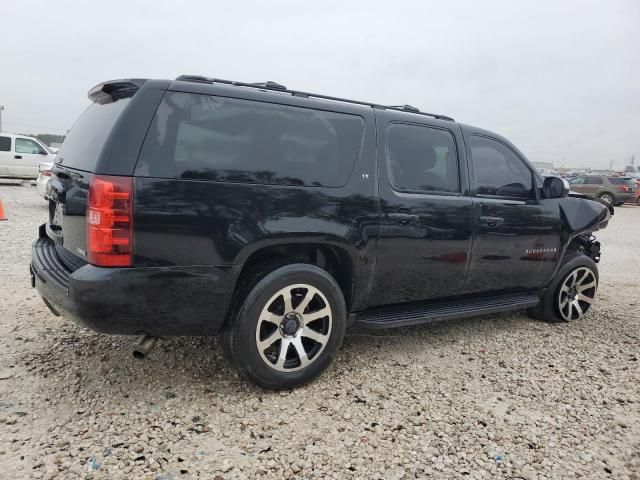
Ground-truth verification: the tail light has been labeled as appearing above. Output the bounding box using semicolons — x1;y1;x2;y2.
87;175;133;267
42;170;52;177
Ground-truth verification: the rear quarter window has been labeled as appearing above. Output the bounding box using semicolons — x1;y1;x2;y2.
608;177;633;185
56;98;131;171
136;92;365;187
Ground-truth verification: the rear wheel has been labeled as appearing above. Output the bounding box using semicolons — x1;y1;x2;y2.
599;192;615;204
223;263;346;390
636;197;640;206
528;254;598;322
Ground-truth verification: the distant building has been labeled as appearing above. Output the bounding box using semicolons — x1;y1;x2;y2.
532;161;554;174
532;161;553;170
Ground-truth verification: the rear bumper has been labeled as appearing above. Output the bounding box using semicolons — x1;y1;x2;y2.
31;228;236;335
36;175;50;199
613;193;635;203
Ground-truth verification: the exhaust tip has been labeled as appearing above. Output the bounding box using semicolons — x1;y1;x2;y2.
133;336;158;359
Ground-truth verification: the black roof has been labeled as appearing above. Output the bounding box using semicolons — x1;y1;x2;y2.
175;74;454;122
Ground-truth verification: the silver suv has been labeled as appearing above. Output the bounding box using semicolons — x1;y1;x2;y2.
567;175;636;206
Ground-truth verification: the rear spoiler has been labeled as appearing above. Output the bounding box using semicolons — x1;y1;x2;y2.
88;79;148;104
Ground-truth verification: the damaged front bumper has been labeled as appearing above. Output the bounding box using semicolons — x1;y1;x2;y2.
572;233;601;263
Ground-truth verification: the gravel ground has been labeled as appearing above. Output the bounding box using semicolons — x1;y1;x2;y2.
0;180;639;480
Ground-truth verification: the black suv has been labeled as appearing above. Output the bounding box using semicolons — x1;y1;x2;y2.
31;76;611;389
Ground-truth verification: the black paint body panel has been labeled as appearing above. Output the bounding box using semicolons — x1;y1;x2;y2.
32;77;611;336
31;230;234;335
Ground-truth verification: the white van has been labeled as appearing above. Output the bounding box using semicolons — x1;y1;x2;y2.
0;133;57;179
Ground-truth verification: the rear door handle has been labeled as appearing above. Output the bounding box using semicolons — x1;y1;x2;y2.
479;216;504;228
14;155;22;159
389;213;419;225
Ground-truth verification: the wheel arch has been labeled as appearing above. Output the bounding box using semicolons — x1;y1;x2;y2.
226;241;357;323
598;191;615;202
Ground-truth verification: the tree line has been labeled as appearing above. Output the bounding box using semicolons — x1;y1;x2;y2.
26;133;66;146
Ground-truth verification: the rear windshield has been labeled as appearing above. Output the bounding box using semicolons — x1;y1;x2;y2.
608;177;634;185
136;92;365;187
56;98;131;171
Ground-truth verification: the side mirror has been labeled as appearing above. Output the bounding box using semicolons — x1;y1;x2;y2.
542;176;569;199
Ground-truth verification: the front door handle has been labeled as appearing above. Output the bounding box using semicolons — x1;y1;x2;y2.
14;155;22;159
479;216;504;228
389;213;419;225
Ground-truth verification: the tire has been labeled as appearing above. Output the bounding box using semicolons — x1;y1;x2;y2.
598;192;615;204
527;254;598;323
222;263;346;390
636;197;640;206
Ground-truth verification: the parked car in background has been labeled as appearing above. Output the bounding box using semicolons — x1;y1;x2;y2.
0;133;57;179
36;161;54;200
567;175;636;206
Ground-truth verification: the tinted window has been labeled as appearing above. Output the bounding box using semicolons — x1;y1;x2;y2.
0;136;10;152
136;92;365;187
584;176;603;185
608;177;633;185
470;135;532;198
567;177;584;184
386;124;458;193
15;138;45;154
57;98;131;171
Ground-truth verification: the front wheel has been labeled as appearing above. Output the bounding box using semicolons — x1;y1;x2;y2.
528;254;598;322
223;263;346;390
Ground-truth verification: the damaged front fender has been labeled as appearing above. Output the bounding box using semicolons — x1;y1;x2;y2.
558;194;611;234
554;194;610;266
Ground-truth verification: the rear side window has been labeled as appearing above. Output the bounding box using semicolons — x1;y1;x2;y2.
136;92;365;187
0;136;10;151
584;176;603;185
56;98;131;171
470;135;532;199
386;123;459;193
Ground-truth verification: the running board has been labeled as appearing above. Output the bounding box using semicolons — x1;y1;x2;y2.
352;293;540;329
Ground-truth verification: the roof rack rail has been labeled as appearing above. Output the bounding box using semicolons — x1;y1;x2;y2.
174;74;454;122
388;104;420;114
249;80;287;91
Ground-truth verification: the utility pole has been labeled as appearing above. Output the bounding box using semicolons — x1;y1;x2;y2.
609;159;613;171
0;105;4;133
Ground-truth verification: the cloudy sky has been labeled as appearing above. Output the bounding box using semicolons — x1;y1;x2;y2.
2;0;638;169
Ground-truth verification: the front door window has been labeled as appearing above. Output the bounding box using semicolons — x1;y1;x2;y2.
470;135;532;199
15;138;46;155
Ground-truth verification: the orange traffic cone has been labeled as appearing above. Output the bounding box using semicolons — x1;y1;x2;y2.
0;198;6;221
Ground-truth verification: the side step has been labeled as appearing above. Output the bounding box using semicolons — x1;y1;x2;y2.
352;293;540;329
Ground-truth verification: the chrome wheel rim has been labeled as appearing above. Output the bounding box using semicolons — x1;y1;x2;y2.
557;267;597;321
600;194;613;204
255;284;332;372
